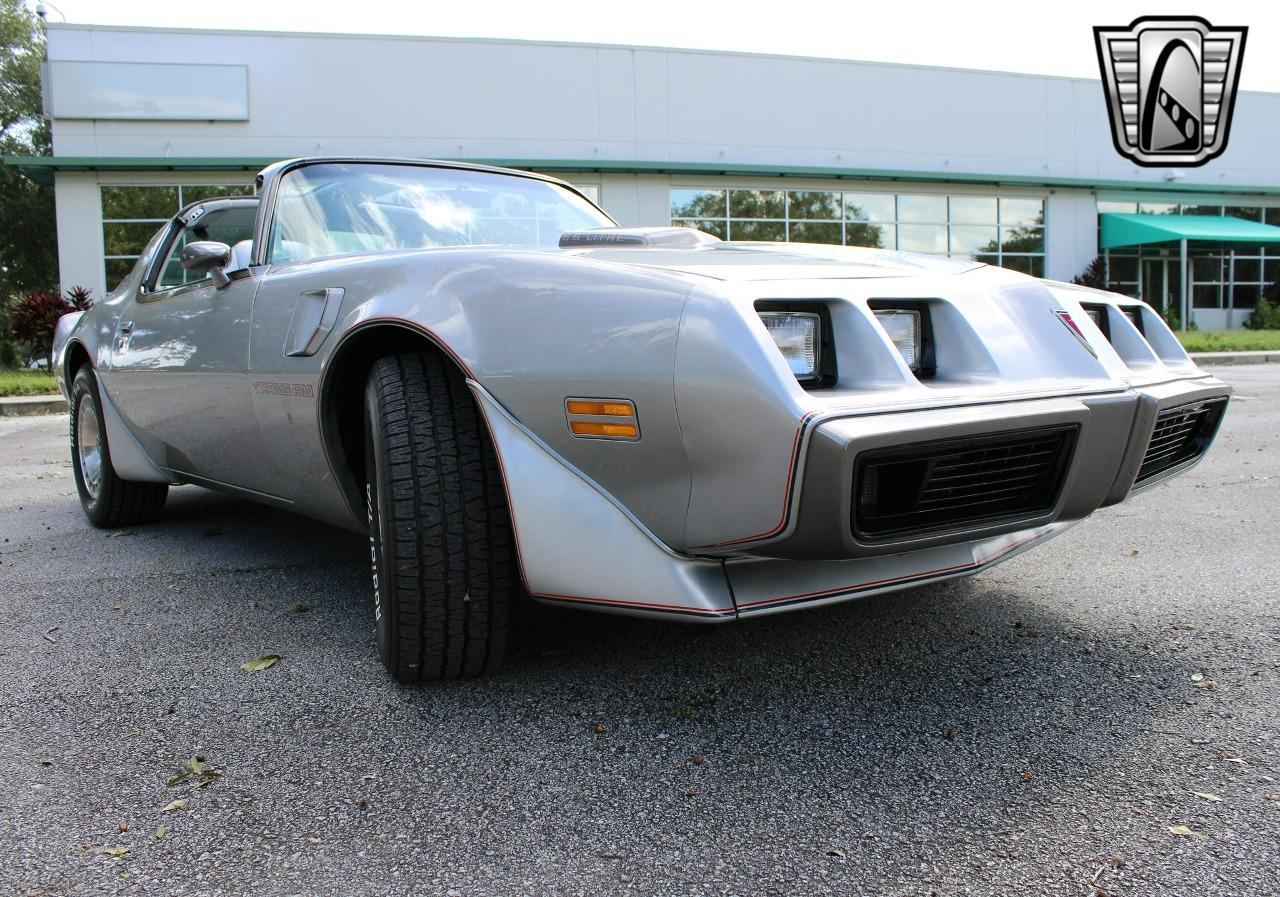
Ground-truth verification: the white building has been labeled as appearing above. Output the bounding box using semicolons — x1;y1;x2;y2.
11;23;1280;327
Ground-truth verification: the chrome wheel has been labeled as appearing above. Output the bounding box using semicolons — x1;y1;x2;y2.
76;393;102;500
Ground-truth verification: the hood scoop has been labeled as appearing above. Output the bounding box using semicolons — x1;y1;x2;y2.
559;227;721;249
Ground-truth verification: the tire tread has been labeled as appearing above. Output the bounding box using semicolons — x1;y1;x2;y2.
367;352;513;681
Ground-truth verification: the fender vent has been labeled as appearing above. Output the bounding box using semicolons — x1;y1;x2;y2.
1136;399;1227;484
853;426;1078;541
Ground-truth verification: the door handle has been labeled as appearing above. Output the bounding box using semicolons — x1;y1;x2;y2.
115;322;133;353
284;288;344;357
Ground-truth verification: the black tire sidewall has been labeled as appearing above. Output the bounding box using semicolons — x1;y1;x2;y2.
70;368;109;525
364;376;399;676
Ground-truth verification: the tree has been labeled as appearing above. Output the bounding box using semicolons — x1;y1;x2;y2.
0;0;57;299
1071;256;1108;289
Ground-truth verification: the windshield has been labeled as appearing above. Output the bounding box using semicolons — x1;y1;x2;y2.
268;162;611;262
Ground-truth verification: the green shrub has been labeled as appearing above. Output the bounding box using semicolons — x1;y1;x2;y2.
1245;294;1280;330
0;339;17;369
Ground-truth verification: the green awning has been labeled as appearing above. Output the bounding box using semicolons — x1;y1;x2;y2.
1100;213;1280;249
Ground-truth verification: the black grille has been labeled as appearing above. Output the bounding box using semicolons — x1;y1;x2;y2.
1136;399;1227;484
853;426;1078;541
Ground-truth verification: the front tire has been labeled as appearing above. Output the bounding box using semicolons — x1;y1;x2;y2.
364;352;515;681
69;367;168;528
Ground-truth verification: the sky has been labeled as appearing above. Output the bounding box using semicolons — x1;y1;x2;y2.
31;1;1280;92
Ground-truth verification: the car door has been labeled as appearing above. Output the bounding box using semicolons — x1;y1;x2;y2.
107;203;270;492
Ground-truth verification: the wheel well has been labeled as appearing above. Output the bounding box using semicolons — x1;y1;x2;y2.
65;341;91;383
323;324;468;518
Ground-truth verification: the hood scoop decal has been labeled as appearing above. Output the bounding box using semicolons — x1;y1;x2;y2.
559;227;721;249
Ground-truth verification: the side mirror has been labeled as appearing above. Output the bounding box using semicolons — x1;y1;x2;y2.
180;241;232;289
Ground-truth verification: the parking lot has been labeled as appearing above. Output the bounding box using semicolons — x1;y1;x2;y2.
1;365;1277;897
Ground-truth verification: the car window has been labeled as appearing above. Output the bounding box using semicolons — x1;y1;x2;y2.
268;163;612;263
155;205;257;290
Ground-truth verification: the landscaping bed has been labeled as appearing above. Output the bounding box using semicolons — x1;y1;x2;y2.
0;369;57;398
1177;329;1280;353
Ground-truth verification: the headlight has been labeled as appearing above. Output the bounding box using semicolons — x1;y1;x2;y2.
759;311;820;382
873;309;921;371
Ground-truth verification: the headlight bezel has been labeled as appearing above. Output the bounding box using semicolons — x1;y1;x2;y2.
869;299;936;378
755;300;838;389
1079;302;1113;342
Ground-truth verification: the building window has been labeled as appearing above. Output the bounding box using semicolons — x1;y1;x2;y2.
669;188;1044;276
102;182;255;291
1098;201;1280;312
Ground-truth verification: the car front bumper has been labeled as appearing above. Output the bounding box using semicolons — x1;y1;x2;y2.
472;373;1229;623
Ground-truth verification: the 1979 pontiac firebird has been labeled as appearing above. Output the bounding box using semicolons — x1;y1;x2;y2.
54;158;1230;681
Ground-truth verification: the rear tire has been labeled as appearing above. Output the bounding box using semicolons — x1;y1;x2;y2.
69;367;168;528
364;352;515;681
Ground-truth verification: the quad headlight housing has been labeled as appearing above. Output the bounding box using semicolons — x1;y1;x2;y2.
756;302;837;388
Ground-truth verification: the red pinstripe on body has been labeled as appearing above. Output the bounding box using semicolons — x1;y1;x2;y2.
734;528;1050;612
689;409;820;550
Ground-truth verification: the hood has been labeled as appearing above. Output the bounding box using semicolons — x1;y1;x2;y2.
557;229;982;282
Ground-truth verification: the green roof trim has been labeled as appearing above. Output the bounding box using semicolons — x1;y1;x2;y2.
5;154;1280;196
1099;213;1280;249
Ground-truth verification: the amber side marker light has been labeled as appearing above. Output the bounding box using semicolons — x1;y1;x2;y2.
570;421;639;438
565;397;640;440
566;400;633;417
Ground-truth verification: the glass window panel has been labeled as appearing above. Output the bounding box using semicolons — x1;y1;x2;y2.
896;194;947;223
1000;226;1044;253
1224;206;1262;221
180;184;254;204
1231;285;1259;309
1193;284;1222;308
103;221;164;258
1098;200;1138;214
789;221;842;244
1137;202;1178;215
948;196;997;224
1000;198;1044;227
1266;208;1280;226
673;219;726;239
1180;204;1223;216
973;253;1000;268
1233;257;1261;282
730;220;785;241
897;223;947;253
102;185;178;220
949;225;998;255
670;189;725;219
1108;256;1138;282
1265;258;1280;282
1001;256;1045;277
1191;255;1223;282
105;258;137;292
729;190;784;219
842;192;895;222
158;256;186;289
787;191;840;220
157;205;257;289
845;221;892;249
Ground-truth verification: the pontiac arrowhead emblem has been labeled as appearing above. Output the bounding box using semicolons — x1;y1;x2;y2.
1094;16;1247;167
1054;310;1098;358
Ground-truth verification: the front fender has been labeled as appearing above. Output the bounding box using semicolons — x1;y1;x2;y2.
51;311;85;398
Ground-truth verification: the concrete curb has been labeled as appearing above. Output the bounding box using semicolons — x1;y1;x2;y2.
0;394;67;417
1189;350;1280;366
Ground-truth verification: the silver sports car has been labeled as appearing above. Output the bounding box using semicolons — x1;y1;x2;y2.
54;158;1230;680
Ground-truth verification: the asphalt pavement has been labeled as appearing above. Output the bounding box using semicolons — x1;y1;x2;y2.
1;366;1277;897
